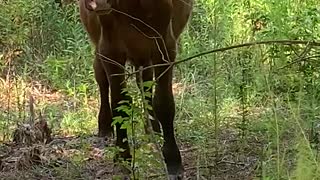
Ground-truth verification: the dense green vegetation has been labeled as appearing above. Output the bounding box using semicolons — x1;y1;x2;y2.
1;0;320;179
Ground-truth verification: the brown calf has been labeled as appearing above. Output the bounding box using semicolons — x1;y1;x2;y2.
79;0;193;179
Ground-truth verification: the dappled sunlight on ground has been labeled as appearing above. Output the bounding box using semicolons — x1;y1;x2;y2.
0;78;66;111
0;77;99;141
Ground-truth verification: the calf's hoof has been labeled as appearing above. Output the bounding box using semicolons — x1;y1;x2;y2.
98;130;113;140
168;165;184;180
169;173;184;180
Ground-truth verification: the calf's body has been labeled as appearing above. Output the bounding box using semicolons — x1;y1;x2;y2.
79;0;193;178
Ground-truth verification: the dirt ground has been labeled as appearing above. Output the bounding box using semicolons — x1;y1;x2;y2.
0;128;261;180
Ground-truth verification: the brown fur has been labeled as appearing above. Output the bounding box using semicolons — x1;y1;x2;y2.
79;0;193;178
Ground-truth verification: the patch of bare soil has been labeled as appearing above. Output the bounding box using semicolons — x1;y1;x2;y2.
180;129;262;180
0;128;262;180
0;135;115;180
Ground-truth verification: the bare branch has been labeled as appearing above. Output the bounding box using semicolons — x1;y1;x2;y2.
111;8;171;63
96;53;127;71
111;39;320;78
278;55;320;70
174;40;320;66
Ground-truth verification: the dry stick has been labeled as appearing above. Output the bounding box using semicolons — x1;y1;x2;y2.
110;40;320;106
174;40;320;65
289;45;301;57
127;13;176;78
177;0;193;7
111;8;171;63
97;52;134;85
131;24;169;63
289;40;314;57
22;87;27;122
138;66;169;180
96;53;127;71
111;39;320;78
278;56;320;71
294;41;312;60
29;94;35;124
111;9;174;79
14;79;21;120
277;42;312;70
5;56;12;141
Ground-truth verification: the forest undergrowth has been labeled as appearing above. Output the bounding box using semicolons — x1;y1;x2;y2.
1;0;320;179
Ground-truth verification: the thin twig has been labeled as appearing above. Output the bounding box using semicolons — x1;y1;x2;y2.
5;54;12;141
96;53;127;71
277;42;312;70
111;8;171;64
29;94;35;124
277;55;320;70
111;39;320;78
130;24;169;63
155;63;174;82
96;52;134;85
177;0;193;7
174;40;320;66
